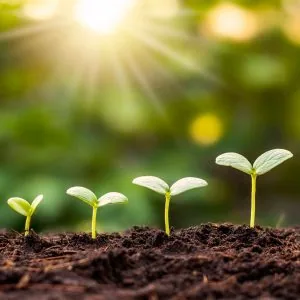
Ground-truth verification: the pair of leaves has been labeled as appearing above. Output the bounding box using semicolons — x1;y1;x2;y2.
132;176;208;195
216;149;293;175
7;195;43;217
66;187;128;207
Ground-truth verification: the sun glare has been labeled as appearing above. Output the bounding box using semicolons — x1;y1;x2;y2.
204;3;258;41
74;0;135;34
23;0;59;20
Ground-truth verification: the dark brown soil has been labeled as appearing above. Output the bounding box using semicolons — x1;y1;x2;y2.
0;223;299;299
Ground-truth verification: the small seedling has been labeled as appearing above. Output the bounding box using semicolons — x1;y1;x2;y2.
132;176;208;235
216;149;293;228
7;194;43;236
66;187;128;239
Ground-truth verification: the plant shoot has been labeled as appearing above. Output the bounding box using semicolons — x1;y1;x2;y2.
216;149;293;228
66;186;128;239
132;176;208;235
7;194;44;236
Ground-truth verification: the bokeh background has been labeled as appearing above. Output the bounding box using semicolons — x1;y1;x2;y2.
0;0;299;234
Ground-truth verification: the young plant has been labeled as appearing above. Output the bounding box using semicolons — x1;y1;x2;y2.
216;149;293;228
132;176;208;236
66;186;128;239
7;194;44;236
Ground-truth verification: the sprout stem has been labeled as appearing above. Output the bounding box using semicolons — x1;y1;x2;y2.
250;174;257;228
165;192;171;236
92;206;98;239
25;215;31;236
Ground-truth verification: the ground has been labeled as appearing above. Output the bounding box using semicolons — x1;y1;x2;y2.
0;223;299;299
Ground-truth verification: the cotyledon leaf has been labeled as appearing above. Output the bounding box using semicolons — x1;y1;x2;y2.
7;198;31;216
66;186;98;206
216;152;253;174
170;177;208;196
30;194;44;215
98;192;128;207
132;176;169;195
253;149;293;175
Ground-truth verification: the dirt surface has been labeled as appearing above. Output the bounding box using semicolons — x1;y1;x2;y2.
0;223;299;299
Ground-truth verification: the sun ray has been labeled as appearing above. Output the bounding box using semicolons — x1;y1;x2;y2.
124;51;166;117
123;50;185;143
58;40;102;110
140;49;178;83
144;7;202;20
139;20;215;50
108;47;131;95
0;18;68;42
157;8;201;18
9;26;66;60
80;60;101;110
135;47;185;98
127;28;222;86
19;28;91;107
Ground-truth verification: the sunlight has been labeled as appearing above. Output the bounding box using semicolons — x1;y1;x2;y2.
23;0;58;21
124;51;180;140
145;0;180;19
129;29;222;86
22;0;59;20
74;0;135;34
0;0;227;124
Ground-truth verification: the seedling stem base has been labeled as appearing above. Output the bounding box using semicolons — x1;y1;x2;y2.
165;192;171;235
25;216;31;236
92;206;97;239
250;174;257;228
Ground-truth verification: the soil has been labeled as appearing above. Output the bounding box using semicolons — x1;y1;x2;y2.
0;223;299;300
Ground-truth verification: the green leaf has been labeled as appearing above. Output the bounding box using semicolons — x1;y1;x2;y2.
253;149;293;175
170;177;208;196
132;176;169;195
7;198;31;217
30;194;43;215
216;152;253;174
98;192;128;207
66;186;97;206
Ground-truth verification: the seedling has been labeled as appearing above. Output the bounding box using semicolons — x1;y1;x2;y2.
132;176;208;235
7;194;43;236
66;186;128;239
216;149;293;228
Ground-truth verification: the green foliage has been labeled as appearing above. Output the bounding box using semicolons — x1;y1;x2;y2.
7;195;43;235
133;176;207;235
216;149;293;227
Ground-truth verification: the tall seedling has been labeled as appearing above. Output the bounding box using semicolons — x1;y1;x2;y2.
216;149;293;227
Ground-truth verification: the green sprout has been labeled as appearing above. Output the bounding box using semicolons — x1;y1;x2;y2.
132;176;208;235
66;186;128;239
7;194;44;236
216;149;293;228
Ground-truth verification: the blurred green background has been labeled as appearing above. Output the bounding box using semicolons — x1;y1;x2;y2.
0;0;299;233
